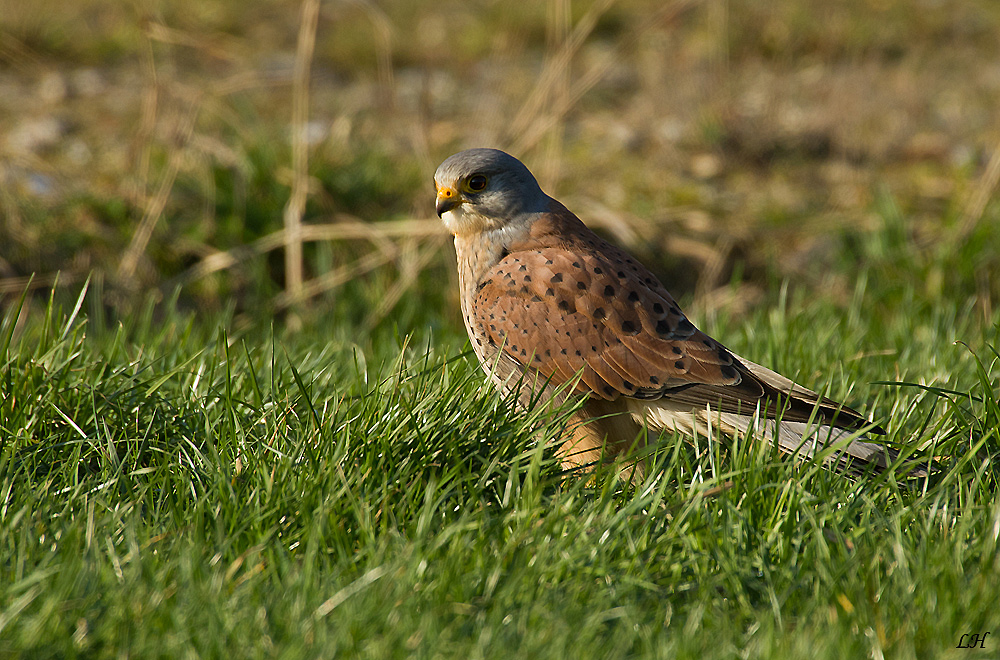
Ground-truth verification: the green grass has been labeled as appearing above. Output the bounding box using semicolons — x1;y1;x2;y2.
2;222;999;658
3;0;1000;655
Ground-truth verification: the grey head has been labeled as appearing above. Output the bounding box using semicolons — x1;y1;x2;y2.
434;148;550;235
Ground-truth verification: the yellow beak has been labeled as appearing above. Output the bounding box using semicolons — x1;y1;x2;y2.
435;186;461;217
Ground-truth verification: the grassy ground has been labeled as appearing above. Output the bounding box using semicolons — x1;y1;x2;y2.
1;247;999;658
2;0;1000;657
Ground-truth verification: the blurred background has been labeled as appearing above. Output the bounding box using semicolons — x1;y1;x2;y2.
1;0;998;331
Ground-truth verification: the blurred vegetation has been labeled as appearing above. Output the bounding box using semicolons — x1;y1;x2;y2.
1;0;998;326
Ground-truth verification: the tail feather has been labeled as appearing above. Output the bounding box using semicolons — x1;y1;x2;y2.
718;413;903;476
627;399;928;477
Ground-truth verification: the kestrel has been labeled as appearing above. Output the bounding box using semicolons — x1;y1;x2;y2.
434;148;903;478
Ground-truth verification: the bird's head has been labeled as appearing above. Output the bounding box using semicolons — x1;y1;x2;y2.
433;148;549;237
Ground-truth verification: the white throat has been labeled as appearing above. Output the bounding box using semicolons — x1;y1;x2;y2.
440;207;469;236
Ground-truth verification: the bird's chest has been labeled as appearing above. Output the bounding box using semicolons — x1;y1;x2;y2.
454;235;535;391
454;239;501;363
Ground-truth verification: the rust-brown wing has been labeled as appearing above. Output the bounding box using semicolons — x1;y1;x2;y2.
469;205;876;432
470;243;751;401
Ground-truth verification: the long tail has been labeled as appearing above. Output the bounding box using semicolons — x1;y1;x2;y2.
627;398;928;477
715;412;927;477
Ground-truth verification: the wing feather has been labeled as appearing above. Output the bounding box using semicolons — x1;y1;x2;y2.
469;203;878;433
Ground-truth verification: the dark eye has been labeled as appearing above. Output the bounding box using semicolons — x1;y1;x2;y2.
467;174;488;191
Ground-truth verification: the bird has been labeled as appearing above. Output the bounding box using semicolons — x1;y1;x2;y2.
433;147;907;479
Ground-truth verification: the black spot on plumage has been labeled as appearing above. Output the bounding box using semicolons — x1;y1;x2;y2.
703;339;713;348
604;285;615;297
655;320;671;335
617;271;626;278
594;307;606;320
591;345;597;352
627;291;639;302
518;264;526;271
551;273;564;283
718;349;729;363
521;286;530;294
545;259;554;265
558;300;570;311
534;355;542;362
604;385;616;397
672;346;682;355
649;376;659;385
621;320;638;335
674;360;685;370
531;295;542;302
575;350;582;357
678;318;694;332
577;281;586;290
572;261;582;268
545;288;555;297
594;267;603;274
560;348;567;355
520;349;527;357
652;302;664;314
721;365;737;379
623;380;634;390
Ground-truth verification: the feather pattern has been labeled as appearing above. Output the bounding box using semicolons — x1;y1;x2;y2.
433;148;921;478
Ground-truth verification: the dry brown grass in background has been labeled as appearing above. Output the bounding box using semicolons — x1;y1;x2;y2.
1;0;998;324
